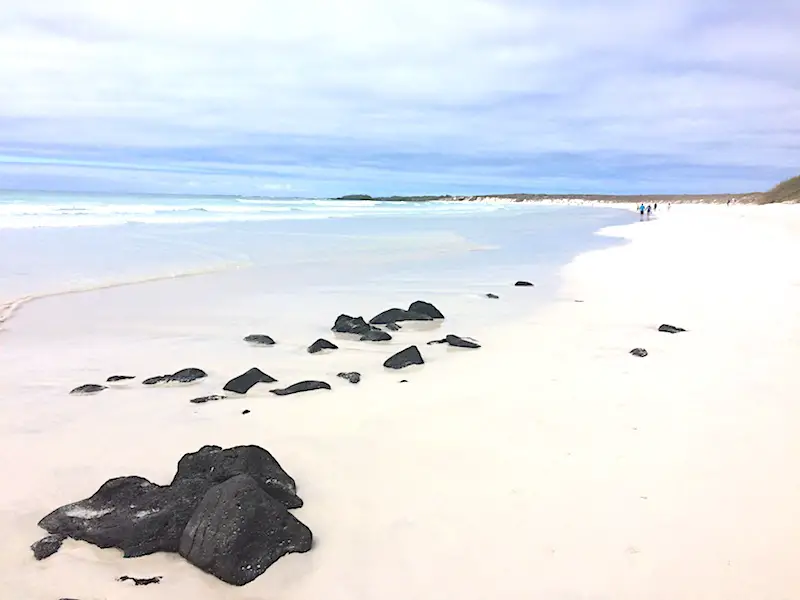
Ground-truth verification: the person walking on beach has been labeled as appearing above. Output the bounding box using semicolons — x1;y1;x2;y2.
654;202;658;212
639;203;645;220
646;204;652;219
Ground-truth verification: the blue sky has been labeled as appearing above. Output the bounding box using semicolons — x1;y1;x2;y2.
0;0;798;197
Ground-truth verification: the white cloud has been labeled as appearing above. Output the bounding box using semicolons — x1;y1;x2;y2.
0;0;798;192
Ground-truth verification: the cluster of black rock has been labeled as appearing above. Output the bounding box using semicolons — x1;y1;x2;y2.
69;298;487;399
32;445;312;586
629;323;688;358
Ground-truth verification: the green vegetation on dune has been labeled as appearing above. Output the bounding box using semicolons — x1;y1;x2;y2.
759;174;800;204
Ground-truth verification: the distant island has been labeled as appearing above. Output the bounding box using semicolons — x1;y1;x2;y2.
335;174;800;204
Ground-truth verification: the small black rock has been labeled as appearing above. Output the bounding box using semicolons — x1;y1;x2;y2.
118;576;162;586
630;348;648;357
308;338;338;354
244;334;276;346
399;379;408;383
408;300;445;319
384;346;424;369
242;409;251;415
143;368;207;385
270;381;331;396
360;329;392;342
69;384;107;395
514;281;534;287
189;394;227;404
428;334;481;349
106;375;135;382
486;293;499;299
31;534;66;560
332;314;373;336
658;324;686;334
337;372;361;384
385;322;402;331
223;368;277;394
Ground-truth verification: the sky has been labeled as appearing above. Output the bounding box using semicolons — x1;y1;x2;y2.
0;0;798;197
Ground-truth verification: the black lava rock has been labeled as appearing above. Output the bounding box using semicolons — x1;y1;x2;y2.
337;372;361;384
369;308;433;325
385;322;402;331
244;334;276;346
142;368;207;385
514;281;534;287
118;576;162;586
270;381;332;396
383;346;424;369
658;324;686;334
630;348;648;357
171;445;302;509
31;534;66;560
242;409;251;415
332;314;373;336
189;395;227;404
408;300;445;319
223;368;277;394
486;293;499;299
37;475;212;557
360;329;392;342
179;474;312;586
308;338;338;354
69;384;107;395
106;375;135;382
427;334;481;349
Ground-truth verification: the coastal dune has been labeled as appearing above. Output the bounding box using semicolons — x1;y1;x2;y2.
1;203;799;599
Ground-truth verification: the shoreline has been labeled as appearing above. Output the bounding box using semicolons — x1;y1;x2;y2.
2;202;799;598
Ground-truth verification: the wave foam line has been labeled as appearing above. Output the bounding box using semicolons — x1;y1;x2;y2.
0;261;251;331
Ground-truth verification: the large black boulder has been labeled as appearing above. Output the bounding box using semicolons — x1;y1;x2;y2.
179;474;312;586
658;324;686;334
383;346;424;369
37;475;211;557
223;368;277;394
270;381;331;396
244;334;275;346
408;300;444;319
332;314;373;336
427;334;481;349
369;308;433;325
308;338;338;354
171;445;302;509
360;329;392;342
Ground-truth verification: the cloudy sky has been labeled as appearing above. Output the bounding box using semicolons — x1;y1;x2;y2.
1;0;798;196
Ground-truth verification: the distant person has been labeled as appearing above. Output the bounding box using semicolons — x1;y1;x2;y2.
646;204;652;219
654;202;658;211
639;203;645;219
727;198;731;206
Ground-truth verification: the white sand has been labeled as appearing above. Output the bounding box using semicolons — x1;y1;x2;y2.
2;203;800;599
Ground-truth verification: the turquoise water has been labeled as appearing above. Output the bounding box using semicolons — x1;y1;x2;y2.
0;192;634;305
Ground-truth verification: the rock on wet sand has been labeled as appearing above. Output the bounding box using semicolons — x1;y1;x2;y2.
658;323;686;333
369;308;433;325
308;338;338;354
408;300;445;319
514;280;534;287
69;384;107;395
244;334;276;346
270;381;331;396
31;534;66;560
189;395;227;404
106;375;135;382
360;329;392;342
384;346;424;369
332;314;374;336
142;368;208;385
223;368;277;395
118;576;162;586
427;334;481;349
337;371;361;384
630;348;648;357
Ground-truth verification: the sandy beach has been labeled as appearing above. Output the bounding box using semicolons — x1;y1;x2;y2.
2;202;799;599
